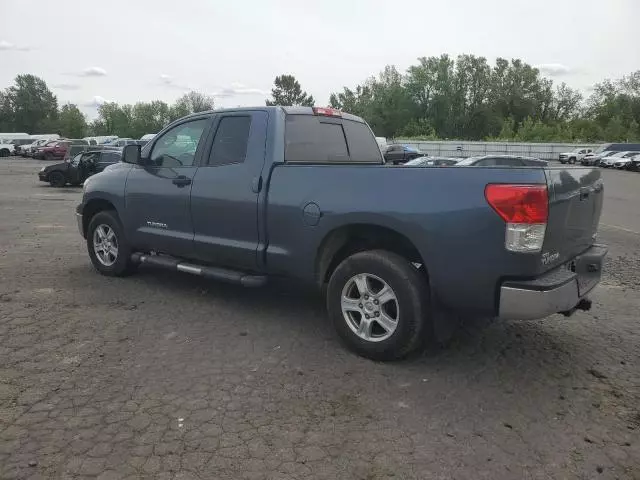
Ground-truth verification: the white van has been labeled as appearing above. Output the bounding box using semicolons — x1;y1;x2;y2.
0;133;30;143
31;134;60;141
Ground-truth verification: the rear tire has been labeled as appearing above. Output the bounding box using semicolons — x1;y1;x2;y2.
48;171;66;188
87;210;137;277
326;250;432;361
0;149;9;157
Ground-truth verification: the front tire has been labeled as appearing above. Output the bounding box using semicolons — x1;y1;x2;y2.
87;210;137;277
327;250;431;361
48;171;66;188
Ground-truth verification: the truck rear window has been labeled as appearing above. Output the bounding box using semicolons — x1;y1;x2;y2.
285;115;381;163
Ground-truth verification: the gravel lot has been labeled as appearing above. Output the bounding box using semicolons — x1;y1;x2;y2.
1;157;638;479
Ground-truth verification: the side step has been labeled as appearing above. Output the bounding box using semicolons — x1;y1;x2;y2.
131;253;267;287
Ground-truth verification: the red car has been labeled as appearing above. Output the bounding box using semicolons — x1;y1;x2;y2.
35;140;88;160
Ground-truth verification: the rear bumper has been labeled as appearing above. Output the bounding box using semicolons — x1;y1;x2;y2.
498;244;607;320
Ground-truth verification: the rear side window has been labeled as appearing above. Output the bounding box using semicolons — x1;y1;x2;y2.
208;116;252;166
343;120;383;162
285;115;349;163
474;158;498;166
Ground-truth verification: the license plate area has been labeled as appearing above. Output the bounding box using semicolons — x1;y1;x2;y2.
571;245;607;296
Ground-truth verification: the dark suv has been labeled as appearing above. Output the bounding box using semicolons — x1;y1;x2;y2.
39;150;122;187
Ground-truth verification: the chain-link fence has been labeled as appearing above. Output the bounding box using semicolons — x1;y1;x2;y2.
389;140;601;161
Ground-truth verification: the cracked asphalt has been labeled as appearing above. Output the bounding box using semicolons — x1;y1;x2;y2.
1;157;638;479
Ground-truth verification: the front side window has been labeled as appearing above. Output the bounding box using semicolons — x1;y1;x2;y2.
208;116;252;166
149;119;207;167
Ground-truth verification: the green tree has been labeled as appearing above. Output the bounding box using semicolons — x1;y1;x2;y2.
2;74;58;133
172;91;214;117
57;103;87;138
131;101;170;138
91;103;134;137
266;75;314;106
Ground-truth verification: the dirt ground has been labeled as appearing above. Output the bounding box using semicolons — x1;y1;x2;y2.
1;157;638;479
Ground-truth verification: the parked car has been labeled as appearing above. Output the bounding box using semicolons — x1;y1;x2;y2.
0;132;30;143
76;106;606;361
38;150;122;187
35;139;88;160
455;155;549;167
558;148;593;164
0;142;15;157
628;154;640;172
582;151;615;166
10;138;36;156
383;144;422;164
404;156;459;166
105;138;142;147
18;139;47;157
600;151;639;168
592;143;640;155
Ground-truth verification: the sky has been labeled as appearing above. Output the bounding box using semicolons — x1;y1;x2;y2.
1;0;638;118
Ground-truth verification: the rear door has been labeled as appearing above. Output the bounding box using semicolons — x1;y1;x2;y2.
543;167;603;268
124;116;212;257
190;110;268;270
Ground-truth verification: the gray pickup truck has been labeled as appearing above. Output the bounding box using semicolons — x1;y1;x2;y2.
76;106;607;360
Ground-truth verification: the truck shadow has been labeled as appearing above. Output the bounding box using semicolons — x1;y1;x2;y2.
129;265;582;371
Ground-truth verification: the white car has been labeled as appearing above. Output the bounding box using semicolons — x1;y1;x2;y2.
600;151;638;168
581;150;615;165
0;143;15;157
558;148;593;164
19;138;49;157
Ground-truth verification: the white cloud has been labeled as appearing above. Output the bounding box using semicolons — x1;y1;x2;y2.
81;95;108;108
0;39;32;51
159;73;190;90
81;66;107;77
213;82;267;98
53;83;81;91
535;63;573;77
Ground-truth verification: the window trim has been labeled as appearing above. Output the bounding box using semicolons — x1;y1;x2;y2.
204;114;253;167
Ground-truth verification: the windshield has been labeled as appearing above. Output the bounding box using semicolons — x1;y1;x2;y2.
593;144;611;154
404;157;429;166
455;156;481;166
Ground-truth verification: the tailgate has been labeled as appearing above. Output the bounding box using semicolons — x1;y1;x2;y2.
543;167;603;267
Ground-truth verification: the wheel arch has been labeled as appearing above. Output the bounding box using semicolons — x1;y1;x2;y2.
82;198;118;237
315;223;427;287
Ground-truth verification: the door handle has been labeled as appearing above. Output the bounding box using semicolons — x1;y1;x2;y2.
172;175;191;187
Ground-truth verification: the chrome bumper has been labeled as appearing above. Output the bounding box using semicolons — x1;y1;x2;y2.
499;245;607;320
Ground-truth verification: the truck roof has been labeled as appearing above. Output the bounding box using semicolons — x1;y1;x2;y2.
182;106;366;124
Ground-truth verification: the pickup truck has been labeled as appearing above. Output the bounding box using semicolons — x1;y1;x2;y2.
558;148;593;164
76;106;607;360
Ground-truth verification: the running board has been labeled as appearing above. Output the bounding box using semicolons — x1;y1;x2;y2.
131;253;267;287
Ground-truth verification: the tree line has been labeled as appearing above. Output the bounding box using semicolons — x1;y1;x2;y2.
1;56;639;142
0;75;215;139
329;55;640;142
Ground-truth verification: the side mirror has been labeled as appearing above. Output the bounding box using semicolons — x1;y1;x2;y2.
122;144;142;165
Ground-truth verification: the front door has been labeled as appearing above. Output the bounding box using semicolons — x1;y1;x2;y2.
124;117;211;257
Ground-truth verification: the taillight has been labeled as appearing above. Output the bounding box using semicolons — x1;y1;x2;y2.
485;184;548;253
312;107;342;117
